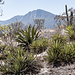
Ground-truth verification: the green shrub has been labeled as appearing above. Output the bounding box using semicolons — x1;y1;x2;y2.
46;40;75;65
46;40;64;64
66;25;75;41
62;44;75;63
0;45;8;60
0;46;39;75
62;43;75;63
0;45;5;53
16;25;40;50
53;34;67;43
31;38;49;54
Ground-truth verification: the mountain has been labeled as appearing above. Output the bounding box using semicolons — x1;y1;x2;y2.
0;9;56;29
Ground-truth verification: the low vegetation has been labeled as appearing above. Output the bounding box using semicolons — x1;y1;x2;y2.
0;46;40;75
1;21;75;74
66;25;75;41
53;34;67;43
31;38;49;54
46;40;64;65
16;25;40;50
46;32;75;66
46;24;75;65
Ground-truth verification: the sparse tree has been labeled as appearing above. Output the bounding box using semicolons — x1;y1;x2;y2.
34;18;45;30
10;21;24;34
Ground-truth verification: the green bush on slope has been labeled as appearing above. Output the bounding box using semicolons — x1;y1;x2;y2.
53;34;67;43
66;25;75;41
0;46;39;75
46;39;75;65
31;38;49;54
16;25;40;50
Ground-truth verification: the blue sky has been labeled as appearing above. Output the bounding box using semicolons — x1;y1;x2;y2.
0;0;75;20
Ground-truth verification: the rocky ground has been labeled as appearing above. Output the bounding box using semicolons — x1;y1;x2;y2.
39;29;56;39
36;29;75;75
35;51;75;75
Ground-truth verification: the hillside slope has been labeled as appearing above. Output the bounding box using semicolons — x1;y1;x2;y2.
0;9;56;29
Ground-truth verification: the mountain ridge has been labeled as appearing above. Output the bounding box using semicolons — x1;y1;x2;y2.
0;9;56;29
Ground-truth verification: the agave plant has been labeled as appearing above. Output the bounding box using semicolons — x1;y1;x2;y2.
16;25;40;50
53;34;67;44
31;38;49;54
46;40;64;64
66;25;75;41
47;39;75;66
0;46;38;75
62;43;75;63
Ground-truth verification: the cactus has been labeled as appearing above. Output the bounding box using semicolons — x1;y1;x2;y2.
65;5;69;25
70;11;73;25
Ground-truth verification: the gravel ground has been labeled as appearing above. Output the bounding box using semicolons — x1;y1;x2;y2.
36;51;75;75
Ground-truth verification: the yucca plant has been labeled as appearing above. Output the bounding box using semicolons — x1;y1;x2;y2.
31;38;49;54
53;34;67;44
47;39;75;66
46;40;64;65
62;43;75;63
0;45;8;60
66;25;75;41
0;46;39;75
16;25;40;50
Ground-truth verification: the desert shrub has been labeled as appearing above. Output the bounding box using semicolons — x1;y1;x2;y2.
66;25;75;41
31;38;49;54
0;45;8;60
16;25;40;50
0;22;24;46
53;34;67;43
46;40;75;66
61;43;75;63
0;25;17;46
10;21;24;34
0;25;11;35
0;46;40;75
46;40;64;65
0;25;12;45
0;45;6;53
0;45;18;60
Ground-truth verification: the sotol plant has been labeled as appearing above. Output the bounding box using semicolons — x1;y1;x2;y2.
46;40;64;64
46;39;75;65
0;46;38;75
31;38;49;54
16;25;40;50
66;25;75;41
62;43;75;63
53;34;67;44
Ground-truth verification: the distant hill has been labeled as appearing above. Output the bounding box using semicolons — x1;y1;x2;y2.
0;9;56;29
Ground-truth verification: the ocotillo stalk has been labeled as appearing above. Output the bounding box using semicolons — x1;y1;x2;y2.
65;5;69;25
70;11;73;25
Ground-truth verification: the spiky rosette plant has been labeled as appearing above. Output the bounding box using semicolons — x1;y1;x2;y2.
0;46;39;75
66;25;75;41
31;38;49;54
46;40;64;64
16;25;40;50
